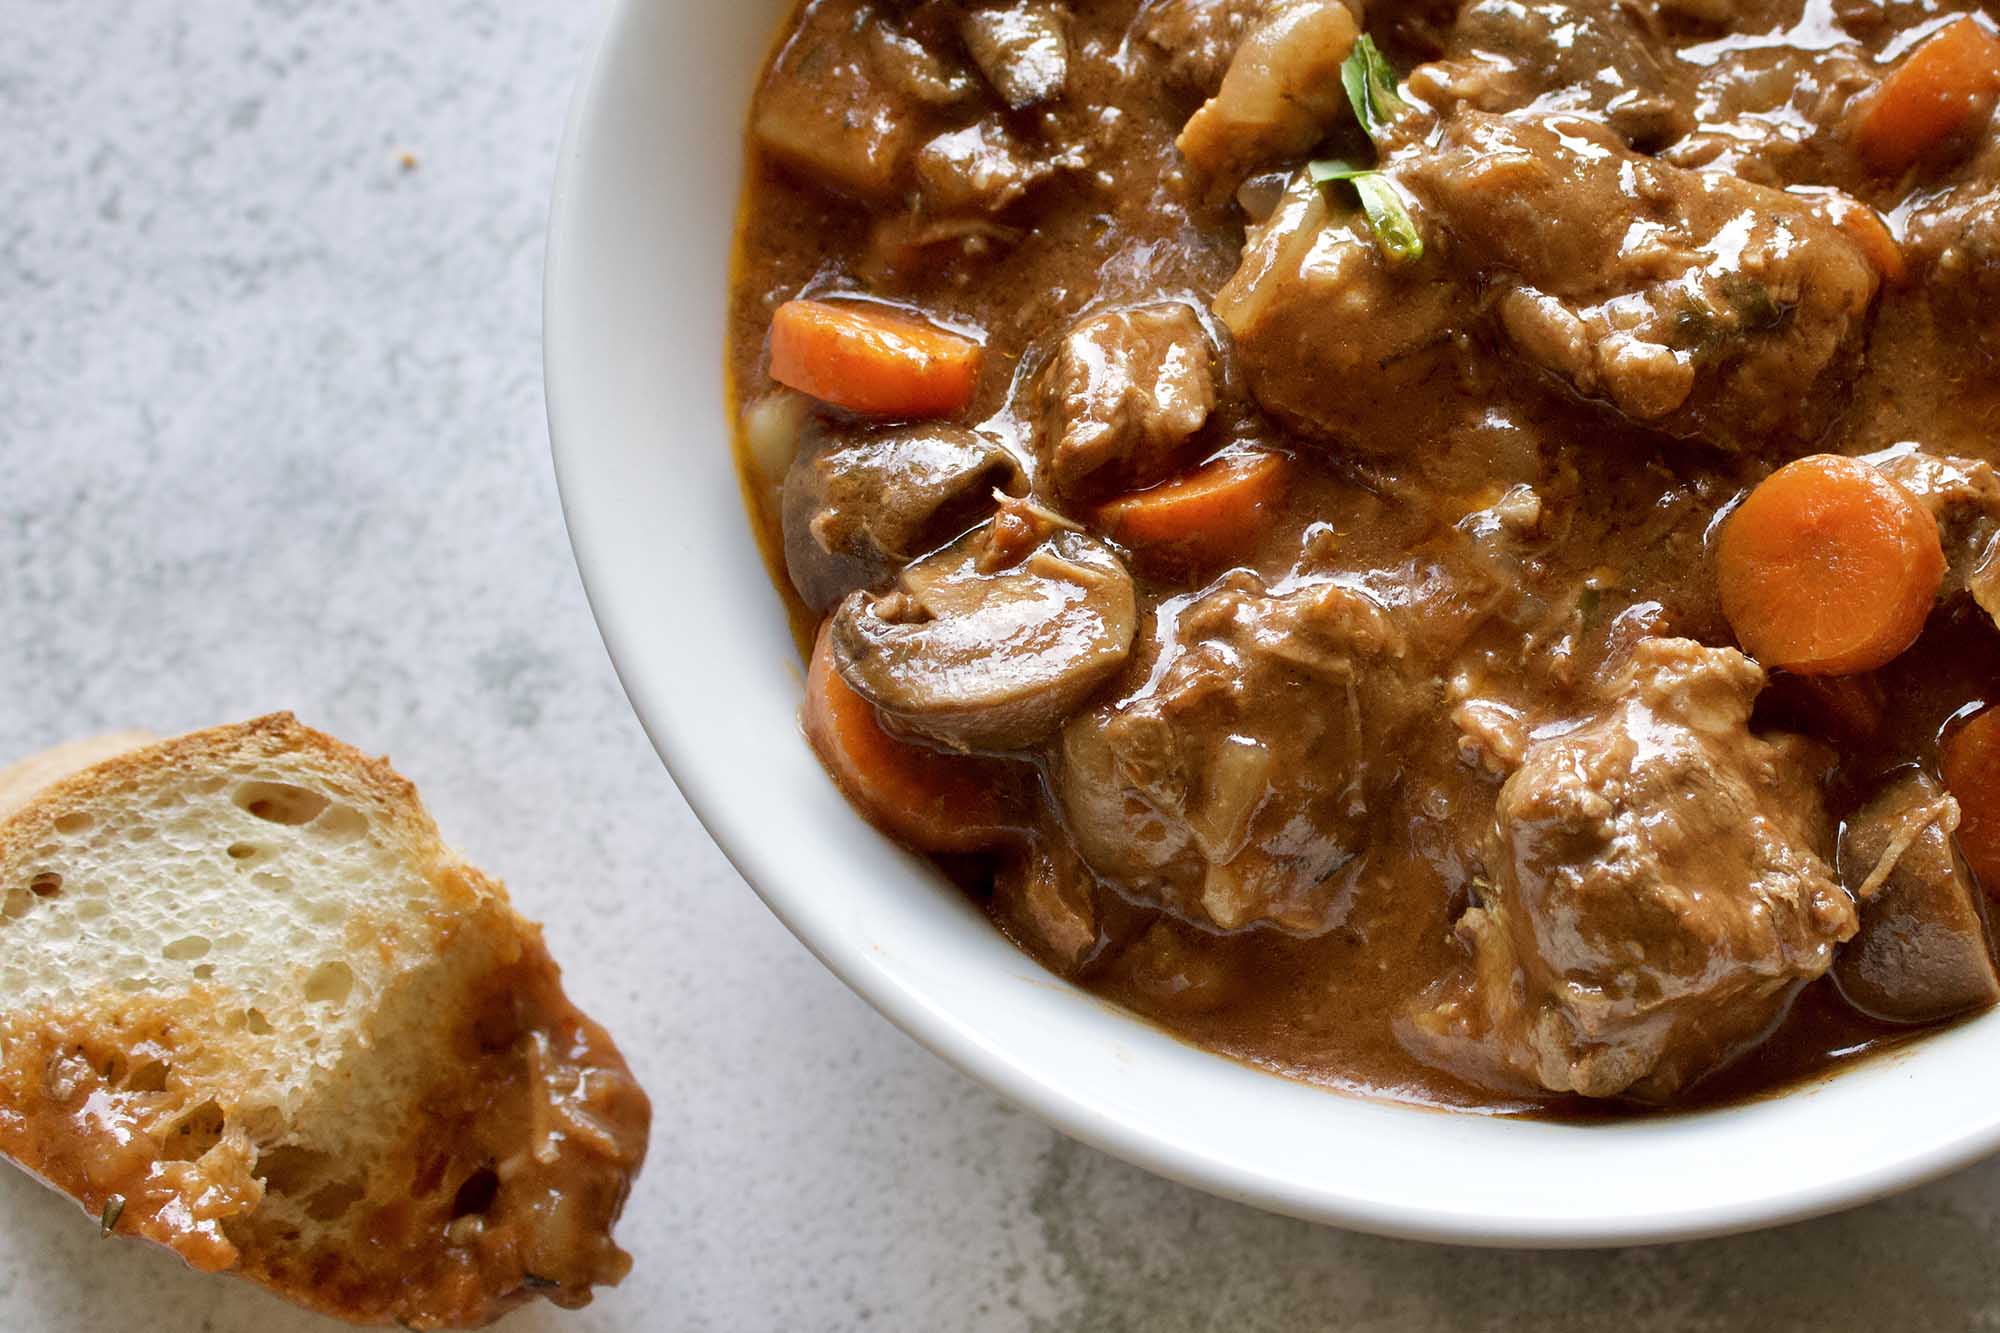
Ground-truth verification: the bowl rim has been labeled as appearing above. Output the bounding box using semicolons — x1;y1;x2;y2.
543;0;2000;1248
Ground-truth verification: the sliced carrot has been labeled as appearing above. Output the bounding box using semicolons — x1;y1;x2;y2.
1096;451;1288;569
1853;16;2000;172
802;619;1016;853
1941;707;2000;892
1715;454;1945;676
768;298;982;418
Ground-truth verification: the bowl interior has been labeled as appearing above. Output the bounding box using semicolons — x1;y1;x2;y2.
544;0;2000;1245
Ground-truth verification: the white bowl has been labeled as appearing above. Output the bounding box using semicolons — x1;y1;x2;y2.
544;0;2000;1246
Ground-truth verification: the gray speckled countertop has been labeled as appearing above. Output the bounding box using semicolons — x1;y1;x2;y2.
5;3;2000;1330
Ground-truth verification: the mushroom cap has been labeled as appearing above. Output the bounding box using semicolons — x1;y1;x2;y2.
782;420;1025;611
831;519;1137;752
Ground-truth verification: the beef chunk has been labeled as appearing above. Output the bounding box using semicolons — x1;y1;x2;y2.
1903;148;2000;358
1874;447;2000;626
1401;112;1880;450
991;835;1124;975
1056;574;1417;932
1426;639;1855;1100
1406;0;1694;151
754;2;922;200
1135;0;1277;100
1835;770;2000;1025
865;17;978;107
1212;175;1461;448
1219;114;1878;454
1658;41;1873;183
1038;303;1217;501
782;420;1026;611
916;119;1056;215
1174;0;1360;190
959;2;1070;110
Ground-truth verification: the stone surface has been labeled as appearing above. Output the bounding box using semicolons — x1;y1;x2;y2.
3;1;2000;1330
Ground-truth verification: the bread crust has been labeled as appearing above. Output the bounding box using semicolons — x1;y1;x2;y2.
0;730;155;822
0;715;650;1329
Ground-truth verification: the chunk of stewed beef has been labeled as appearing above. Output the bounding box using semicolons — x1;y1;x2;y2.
1903;153;2000;358
1656;41;1873;183
1400;112;1880;450
1407;0;1694;151
1835;769;2000;1025
1136;0;1265;98
782;420;1027;611
754;2;923;200
991;834;1124;976
1037;303;1218;502
1056;573;1418;932
865;16;979;107
1873;447;2000;626
915;119;1059;215
958;2;1070;110
1423;638;1855;1100
1212;174;1461;448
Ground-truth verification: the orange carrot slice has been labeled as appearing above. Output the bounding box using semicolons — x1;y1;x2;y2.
1716;454;1945;676
1942;707;2000;893
769;299;982;418
1096;451;1288;568
802;620;1016;852
1853;16;2000;172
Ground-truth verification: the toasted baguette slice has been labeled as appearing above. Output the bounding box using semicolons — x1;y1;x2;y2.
0;715;649;1328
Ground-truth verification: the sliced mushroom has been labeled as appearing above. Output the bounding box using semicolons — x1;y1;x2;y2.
830;510;1137;751
1835;769;2000;1025
1972;533;2000;628
781;420;1026;611
959;3;1070;110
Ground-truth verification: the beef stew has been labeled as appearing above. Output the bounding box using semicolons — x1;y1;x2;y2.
728;0;2000;1112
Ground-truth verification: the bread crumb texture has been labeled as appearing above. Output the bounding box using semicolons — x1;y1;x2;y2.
0;714;650;1329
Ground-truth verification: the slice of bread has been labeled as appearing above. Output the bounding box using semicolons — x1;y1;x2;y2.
0;714;650;1328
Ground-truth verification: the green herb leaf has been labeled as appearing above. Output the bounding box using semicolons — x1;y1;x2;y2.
1341;34;1407;145
1352;174;1422;263
1718;273;1785;331
1306;157;1369;186
1353;173;1424;264
1305;163;1425;264
100;1194;125;1238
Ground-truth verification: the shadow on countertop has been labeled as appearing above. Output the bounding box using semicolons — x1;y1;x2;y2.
1022;1134;2000;1333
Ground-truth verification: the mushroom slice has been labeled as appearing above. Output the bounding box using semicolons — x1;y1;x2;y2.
782;421;1026;611
830;513;1137;751
1835;769;2000;1025
959;3;1070;110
